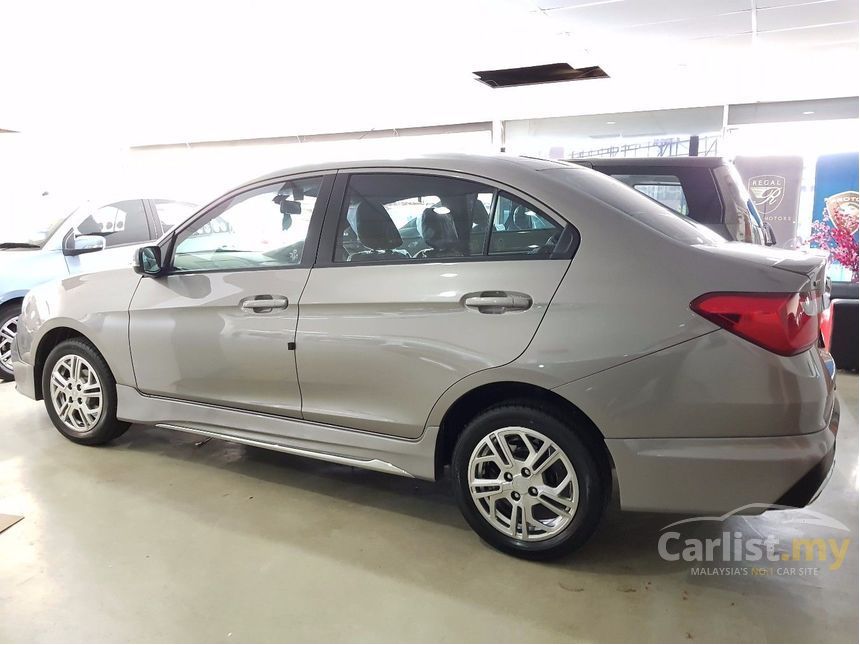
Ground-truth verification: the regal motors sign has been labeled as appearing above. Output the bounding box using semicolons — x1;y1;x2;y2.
734;156;804;249
748;175;786;210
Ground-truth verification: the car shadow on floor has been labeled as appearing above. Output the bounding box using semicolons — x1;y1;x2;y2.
113;423;708;576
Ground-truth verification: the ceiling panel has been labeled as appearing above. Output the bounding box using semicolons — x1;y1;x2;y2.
532;0;625;9
757;0;859;32
623;10;752;39
757;20;859;45
756;0;851;8
546;0;750;29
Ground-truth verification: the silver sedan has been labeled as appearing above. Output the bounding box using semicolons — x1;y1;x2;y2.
11;154;838;559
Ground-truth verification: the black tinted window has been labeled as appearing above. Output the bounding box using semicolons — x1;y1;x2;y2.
77;200;151;247
611;174;689;215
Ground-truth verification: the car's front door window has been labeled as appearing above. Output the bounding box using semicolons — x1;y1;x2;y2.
172;177;323;273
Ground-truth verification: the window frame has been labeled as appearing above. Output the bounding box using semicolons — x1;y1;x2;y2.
316;168;577;268
158;172;335;276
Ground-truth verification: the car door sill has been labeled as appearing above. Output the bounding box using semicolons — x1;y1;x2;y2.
155;423;412;477
115;384;438;480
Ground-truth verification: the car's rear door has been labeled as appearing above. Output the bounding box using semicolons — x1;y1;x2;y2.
295;170;574;439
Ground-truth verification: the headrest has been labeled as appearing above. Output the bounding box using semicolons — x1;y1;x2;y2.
418;207;459;250
471;200;490;231
352;201;402;250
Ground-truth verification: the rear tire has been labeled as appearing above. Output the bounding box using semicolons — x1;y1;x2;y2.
41;338;130;445
452;404;605;560
0;302;21;381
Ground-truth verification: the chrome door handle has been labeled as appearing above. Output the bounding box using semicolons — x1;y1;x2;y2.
463;292;532;314
240;295;288;313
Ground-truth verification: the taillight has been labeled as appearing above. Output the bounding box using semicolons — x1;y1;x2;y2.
690;292;821;356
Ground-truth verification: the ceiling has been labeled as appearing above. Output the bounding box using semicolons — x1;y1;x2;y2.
0;0;857;145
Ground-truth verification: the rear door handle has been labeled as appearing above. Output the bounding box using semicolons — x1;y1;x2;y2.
240;295;288;313
463;292;532;314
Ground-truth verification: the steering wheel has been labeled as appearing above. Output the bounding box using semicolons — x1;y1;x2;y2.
528;233;559;256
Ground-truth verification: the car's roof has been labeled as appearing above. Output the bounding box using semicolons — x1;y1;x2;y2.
249;153;579;185
568;156;727;169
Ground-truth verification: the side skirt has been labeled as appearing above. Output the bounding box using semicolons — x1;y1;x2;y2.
115;385;438;480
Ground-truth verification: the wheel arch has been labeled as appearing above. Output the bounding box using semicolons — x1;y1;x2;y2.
33;326;94;400
433;380;614;494
0;295;26;311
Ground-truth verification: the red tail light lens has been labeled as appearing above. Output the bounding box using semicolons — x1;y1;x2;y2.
690;292;820;356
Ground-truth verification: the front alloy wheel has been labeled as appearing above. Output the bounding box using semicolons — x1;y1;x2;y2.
42;338;130;445
0;312;18;379
49;354;104;433
453;405;605;560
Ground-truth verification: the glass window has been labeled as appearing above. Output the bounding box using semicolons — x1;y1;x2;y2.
152;199;199;233
612;174;689;216
77;200;151;247
334;174;493;262
488;193;562;256
172;177;322;273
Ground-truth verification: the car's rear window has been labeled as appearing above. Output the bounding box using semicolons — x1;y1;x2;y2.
546;167;726;245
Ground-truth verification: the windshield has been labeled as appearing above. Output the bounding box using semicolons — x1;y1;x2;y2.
4;205;73;248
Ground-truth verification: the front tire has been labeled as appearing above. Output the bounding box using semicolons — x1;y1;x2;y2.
452;405;605;560
42;338;130;445
0;303;21;381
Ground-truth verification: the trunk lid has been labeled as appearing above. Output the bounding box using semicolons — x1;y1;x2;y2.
695;242;829;286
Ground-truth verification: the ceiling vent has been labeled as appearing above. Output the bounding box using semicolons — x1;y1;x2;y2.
473;63;608;88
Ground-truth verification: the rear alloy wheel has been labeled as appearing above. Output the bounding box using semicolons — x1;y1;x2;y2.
0;306;19;381
42;338;130;445
452;405;605;560
468;427;579;541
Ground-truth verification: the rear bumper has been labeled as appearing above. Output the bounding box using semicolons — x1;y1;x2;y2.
776;397;839;508
607;399;840;514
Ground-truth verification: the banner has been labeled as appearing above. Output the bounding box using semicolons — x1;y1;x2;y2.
812;152;859;238
811;152;859;281
734;156;803;249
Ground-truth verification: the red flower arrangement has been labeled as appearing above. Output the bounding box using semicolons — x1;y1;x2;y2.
808;220;859;283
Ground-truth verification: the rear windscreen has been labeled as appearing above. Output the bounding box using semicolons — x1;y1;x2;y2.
546;167;727;246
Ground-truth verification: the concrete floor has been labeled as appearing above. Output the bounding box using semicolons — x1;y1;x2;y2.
0;376;857;643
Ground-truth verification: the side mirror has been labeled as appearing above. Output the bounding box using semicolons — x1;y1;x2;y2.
63;233;106;256
133;245;164;276
763;222;777;247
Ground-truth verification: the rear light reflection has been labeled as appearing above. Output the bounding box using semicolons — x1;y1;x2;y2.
690;292;820;356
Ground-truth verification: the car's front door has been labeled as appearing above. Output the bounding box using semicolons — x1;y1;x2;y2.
128;174;332;417
296;171;575;439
